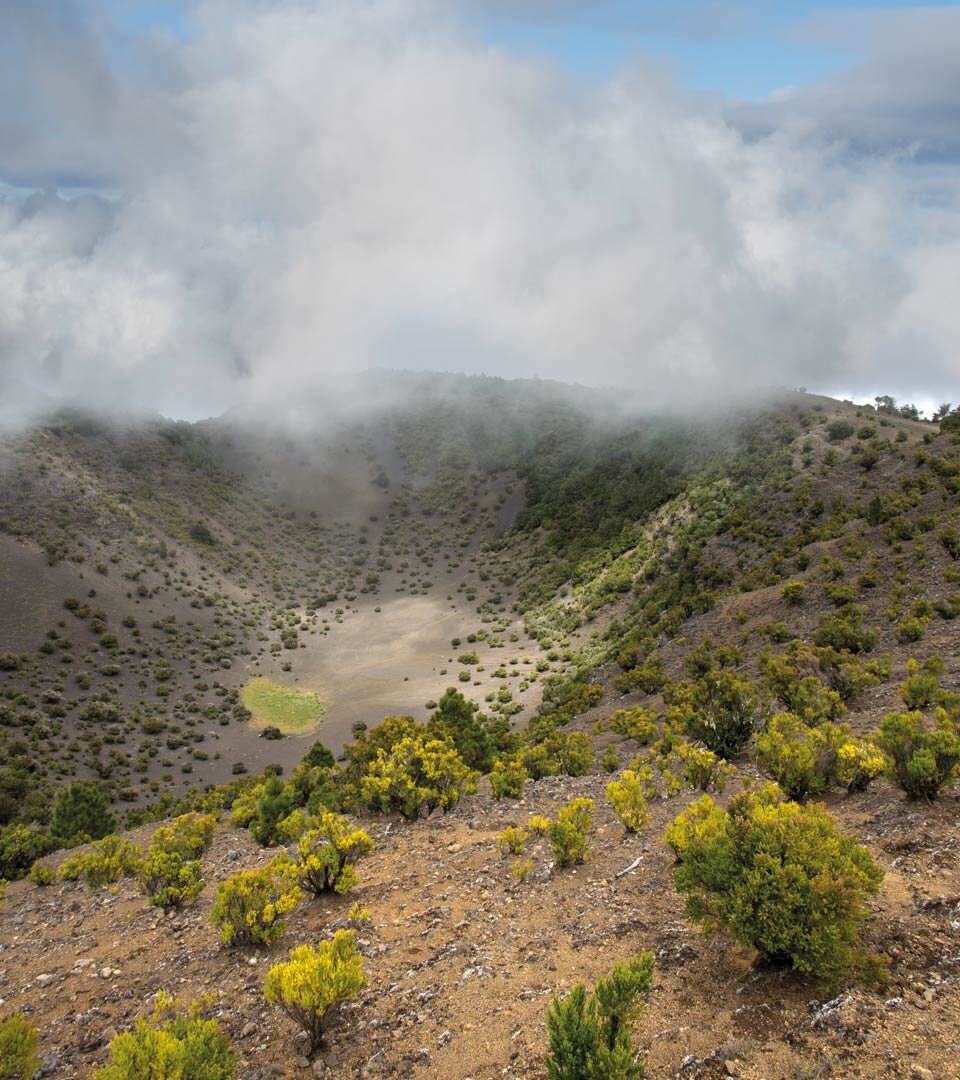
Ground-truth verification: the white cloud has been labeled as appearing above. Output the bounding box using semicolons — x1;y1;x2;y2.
0;0;958;423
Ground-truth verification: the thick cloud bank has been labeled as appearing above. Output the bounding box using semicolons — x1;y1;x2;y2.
1;0;958;422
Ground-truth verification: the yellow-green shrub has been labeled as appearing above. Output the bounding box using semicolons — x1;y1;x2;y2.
754;714;850;800
209;857;302;947
360;734;476;819
605;771;650;833
607;707;657;744
876;709;960;799
0;1014;40;1080
548;798;594;867
835;740;886;793
263;932;364;1054
148;813;217;860
664;785;883;988
489;758;527;799
59;834;144;887
497;826;528;856
295;813;373;896
137;850;204;911
93;993;234;1080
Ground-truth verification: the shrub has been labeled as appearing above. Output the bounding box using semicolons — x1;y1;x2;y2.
519;731;595;780
263;932;364;1055
813;609;876;654
607;707;657;744
665;785;883;988
528;815;551;834
835;741;886;794
0;823;53;881
0;1014;40;1080
939;527;960;561
674;672;768;759
426;688;502;772
896;617;929;643
490;759;527;799
93;992;234;1079
59;834;144;886
50;781;115;845
359;733;476;819
295;813;373;896
545;954;654;1080
209;857;302;947
497;826;528;856
249;778;295;847
137;850;204;911
668;741;731;793
548;798;594;868
876;710;960;799
900;663;940;709
605;772;650;833
28;860;56;887
826;419;855;441
754;714;848;800
149;813;217;860
781;580;807;606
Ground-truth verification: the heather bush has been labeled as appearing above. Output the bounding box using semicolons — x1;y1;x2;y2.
548;798;594;867
210;857;302;947
0;823;53;881
489;758;527;799
93;992;234;1079
754;714;849;800
876;709;960;799
360;733;476;819
669;671;768;759
606;707;657;744
665;785;883;988
545;953;654;1080
0;1014;40;1080
59;834;144;886
263;932;364;1054
149;813;217;861
605;772;650;833
137;850;204;911
497;825;528;856
294;812;373;896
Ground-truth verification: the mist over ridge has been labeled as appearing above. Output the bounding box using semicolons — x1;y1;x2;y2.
1;0;958;428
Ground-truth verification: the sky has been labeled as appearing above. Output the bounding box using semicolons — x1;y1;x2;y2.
1;0;959;422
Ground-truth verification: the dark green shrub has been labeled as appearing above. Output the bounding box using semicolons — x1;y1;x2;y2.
826;420;855;442
876;710;960;799
671;671;768;759
545;954;654;1080
665;785;883;988
249;778;295;847
813;609;876;654
50;781;115;845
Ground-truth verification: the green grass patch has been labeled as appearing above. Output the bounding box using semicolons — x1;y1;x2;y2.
241;678;326;735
